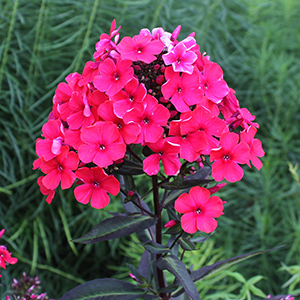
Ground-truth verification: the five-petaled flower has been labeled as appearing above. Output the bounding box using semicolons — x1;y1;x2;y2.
175;186;224;234
74;167;120;209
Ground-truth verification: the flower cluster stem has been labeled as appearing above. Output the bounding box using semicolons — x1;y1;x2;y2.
152;175;168;300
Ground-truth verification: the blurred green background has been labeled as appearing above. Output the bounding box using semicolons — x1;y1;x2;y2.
1;0;300;299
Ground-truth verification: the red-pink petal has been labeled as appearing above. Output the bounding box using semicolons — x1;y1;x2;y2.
143;154;161;175
90;188;110;209
60;169;76;189
224;160;244;182
42;169;61;190
74;184;93;204
196;215;218;233
189;186;211;208
181;212;197;234
175;193;195;213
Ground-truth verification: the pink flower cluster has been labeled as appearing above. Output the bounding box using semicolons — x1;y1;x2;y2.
33;21;264;232
0;229;18;275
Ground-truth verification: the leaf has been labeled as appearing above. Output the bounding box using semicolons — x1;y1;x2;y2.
190;234;212;243
164;223;183;235
114;159;144;175
72;214;157;244
157;255;200;300
138;250;150;279
58;278;155;300
172;246;284;298
161;167;212;190
142;240;170;254
178;238;196;251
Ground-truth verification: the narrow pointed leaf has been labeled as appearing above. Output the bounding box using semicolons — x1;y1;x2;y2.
178;238;196;251
114;159;144;175
157;255;200;300
172;246;284;298
161;167;212;190
72;214;157;244
190;234;212;243
142;240;170;254
58;278;155;300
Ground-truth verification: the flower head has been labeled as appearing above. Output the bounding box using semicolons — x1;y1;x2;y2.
175;186;224;234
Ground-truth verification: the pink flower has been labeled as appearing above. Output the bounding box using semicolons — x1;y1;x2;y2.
40;146;79;190
175;186;224;234
143;137;181;176
74;167;120;209
36;120;64;161
93;19;120;60
163;41;197;74
240;126;265;170
210;132;250;182
161;67;202;112
111;77;147;117
117;34;164;63
94;58;134;96
78;122;126;168
168;119;208;162
67;92;95;130
78;61;100;86
0;245;18;269
199;62;229;103
180;105;227;154
0;229;5;239
123;94;170;144
98;101;141;144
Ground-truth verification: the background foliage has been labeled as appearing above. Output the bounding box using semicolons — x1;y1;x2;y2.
0;0;300;298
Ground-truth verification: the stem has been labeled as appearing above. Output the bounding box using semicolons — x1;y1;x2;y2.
152;175;168;300
169;231;184;250
120;188;155;217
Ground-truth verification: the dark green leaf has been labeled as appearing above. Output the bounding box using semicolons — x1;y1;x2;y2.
164;223;183;235
172;246;284;298
158;284;179;294
72;214;157;244
114;159;144;175
123;174;136;192
161;167;212;190
178;238;196;251
142;240;170;254
157;255;200;300
58;278;155;300
163;189;191;208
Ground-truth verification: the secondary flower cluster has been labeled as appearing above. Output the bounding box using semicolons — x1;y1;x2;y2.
0;229;18;276
33;21;264;233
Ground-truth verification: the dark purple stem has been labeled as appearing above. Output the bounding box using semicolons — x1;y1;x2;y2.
152;175;168;300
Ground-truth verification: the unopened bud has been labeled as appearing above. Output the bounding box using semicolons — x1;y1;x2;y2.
156;75;164;85
129;273;138;282
208;183;227;194
127;191;134;197
164;220;177;228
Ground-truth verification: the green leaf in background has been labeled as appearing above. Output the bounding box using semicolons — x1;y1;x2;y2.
58;278;156;300
72;214;157;244
157;255;200;300
172;246;285;298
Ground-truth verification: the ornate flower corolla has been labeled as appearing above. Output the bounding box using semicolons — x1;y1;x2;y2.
33;19;264;231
